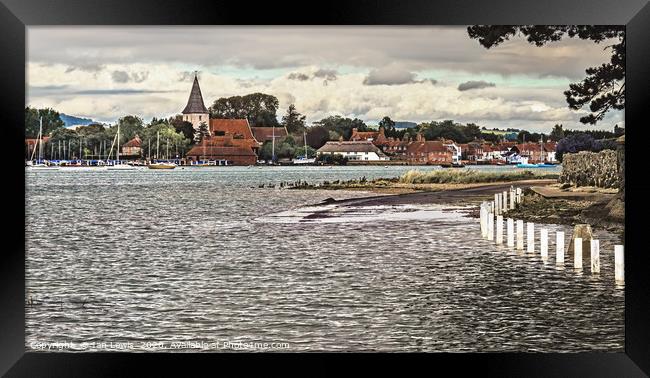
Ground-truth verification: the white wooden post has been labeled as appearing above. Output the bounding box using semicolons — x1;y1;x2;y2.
556;231;565;265
516;188;522;204
574;237;583;269
510;189;515;209
487;213;494;241
507;218;514;247
540;228;548;260
494;193;499;215
516;220;524;250
480;204;484;237
526;222;534;252
502;191;508;212
496;215;503;244
614;245;624;283
590;239;600;273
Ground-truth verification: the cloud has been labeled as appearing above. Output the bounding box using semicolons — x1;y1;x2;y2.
64;63;104;73
363;66;417;85
112;70;149;83
287;72;310;81
313;69;337;81
111;70;130;83
458;80;496;91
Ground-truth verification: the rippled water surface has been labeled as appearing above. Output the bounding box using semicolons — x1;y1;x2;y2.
25;165;623;352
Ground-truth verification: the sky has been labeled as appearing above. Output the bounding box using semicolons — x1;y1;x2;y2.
27;26;624;132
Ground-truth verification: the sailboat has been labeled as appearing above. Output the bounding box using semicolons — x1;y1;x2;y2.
148;131;176;169
107;122;136;170
292;131;315;164
516;138;554;168
26;117;60;171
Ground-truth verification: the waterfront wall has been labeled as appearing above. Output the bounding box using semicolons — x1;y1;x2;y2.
559;150;619;189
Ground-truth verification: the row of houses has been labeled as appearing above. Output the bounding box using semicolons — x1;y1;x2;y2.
316;126;557;165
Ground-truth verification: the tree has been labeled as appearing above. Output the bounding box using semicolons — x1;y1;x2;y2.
313;115;368;140
468;26;625;125
195;122;210;144
613;124;625;137
555;133;617;162
281;104;306;134
210;93;280;127
117;115;144;143
305;126;331;149
25;107;65;138
169;115;195;141
549;124;565;141
379;116;399;138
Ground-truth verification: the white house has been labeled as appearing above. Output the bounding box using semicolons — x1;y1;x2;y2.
317;141;390;161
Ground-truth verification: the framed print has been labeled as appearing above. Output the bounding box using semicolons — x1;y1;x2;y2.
2;0;649;375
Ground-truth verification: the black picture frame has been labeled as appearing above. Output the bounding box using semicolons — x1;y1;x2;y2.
2;0;649;375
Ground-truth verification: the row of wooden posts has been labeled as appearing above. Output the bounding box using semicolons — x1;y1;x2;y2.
479;186;624;284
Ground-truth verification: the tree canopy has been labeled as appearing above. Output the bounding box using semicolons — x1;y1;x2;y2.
281;104;307;134
25;107;65;138
210;93;280;127
467;25;625;125
312;115;368;140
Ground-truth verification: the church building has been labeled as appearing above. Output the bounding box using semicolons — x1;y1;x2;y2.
181;73;210;132
182;73;259;165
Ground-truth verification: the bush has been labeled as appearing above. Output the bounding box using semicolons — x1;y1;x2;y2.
399;169;557;184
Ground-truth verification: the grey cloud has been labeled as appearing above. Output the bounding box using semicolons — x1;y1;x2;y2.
112;70;130;83
72;89;174;95
64;63;104;73
112;70;149;83
363;67;436;86
313;69;337;81
458;80;496;91
287;72;310;81
27;26;614;80
363;67;417;85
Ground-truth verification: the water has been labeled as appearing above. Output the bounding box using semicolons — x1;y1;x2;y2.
25;165;623;352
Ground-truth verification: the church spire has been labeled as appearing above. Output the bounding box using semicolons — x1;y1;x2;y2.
182;72;209;114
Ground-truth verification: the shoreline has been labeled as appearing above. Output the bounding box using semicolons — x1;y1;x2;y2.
305;179;623;234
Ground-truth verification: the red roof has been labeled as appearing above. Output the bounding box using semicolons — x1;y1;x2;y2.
204;135;258;149
350;128;379;141
210;119;256;141
25;137;51;146
123;135;142;148
406;141;450;154
250;127;288;143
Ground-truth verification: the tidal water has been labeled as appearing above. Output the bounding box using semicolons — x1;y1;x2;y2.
25;165;623;352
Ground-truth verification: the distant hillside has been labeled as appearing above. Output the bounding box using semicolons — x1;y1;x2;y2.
394;121;418;129
60;113;96;127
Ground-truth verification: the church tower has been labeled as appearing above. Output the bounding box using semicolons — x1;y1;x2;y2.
181;72;210;133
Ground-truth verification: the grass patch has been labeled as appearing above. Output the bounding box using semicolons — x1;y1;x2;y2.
399;169;558;184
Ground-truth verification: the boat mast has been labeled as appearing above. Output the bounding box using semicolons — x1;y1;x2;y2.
38;117;43;162
272;126;275;163
156;131;160;161
304;131;307;159
116;122;121;163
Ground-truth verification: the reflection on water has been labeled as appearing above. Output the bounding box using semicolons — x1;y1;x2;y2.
25;166;622;352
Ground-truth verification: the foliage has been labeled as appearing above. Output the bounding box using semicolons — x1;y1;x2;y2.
194;121;210;144
306;126;332;149
418;120;485;143
169;115;195;141
281;104;307;134
555;133;617;162
516;130;547;143
316;153;348;165
549;124;565;141
313;115;368;140
399;169;558;184
467;25;625;124
210;93;280;127
25;107;65;138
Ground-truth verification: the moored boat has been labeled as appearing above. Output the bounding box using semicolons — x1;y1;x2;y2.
148;162;176;169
